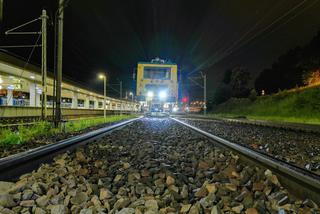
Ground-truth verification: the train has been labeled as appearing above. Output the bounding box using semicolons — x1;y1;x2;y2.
136;58;178;113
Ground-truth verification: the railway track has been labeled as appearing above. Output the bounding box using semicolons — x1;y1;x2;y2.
0;117;319;213
0;117;142;180
0;111;134;125
172;118;320;204
174;115;320;134
175;117;320;175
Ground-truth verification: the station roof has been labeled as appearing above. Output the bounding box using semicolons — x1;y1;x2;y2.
0;51;97;94
0;51;135;103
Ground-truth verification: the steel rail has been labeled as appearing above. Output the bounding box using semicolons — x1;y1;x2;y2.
0;117;142;181
171;117;320;204
173;115;320;133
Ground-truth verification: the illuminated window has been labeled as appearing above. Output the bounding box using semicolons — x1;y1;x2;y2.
143;67;171;80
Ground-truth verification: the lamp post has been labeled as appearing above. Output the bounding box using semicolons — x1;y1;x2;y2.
200;72;207;116
129;92;134;102
129;92;134;112
99;74;107;120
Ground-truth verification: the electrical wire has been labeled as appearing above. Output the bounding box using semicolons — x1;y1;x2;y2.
5;29;42;104
190;0;311;75
261;0;320;39
211;0;310;66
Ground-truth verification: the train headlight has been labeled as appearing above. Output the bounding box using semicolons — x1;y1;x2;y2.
147;91;154;98
159;90;167;99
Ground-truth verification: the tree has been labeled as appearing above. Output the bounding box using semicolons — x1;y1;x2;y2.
212;84;232;105
229;67;251;98
303;70;320;86
255;47;303;94
222;69;232;84
248;89;257;101
255;30;320;93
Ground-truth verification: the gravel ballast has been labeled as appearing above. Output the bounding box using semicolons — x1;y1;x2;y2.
180;118;320;175
0;118;318;213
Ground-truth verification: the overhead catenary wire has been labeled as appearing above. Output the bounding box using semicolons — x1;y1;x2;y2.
259;0;320;40
189;0;313;75
5;29;42;104
188;0;287;74
5;18;40;35
209;0;310;66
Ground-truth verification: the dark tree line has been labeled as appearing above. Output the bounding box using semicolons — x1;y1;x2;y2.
255;31;320;94
210;31;320;106
212;67;251;105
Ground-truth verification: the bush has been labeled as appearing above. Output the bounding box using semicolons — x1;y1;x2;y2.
0;115;135;146
212;84;232;105
211;86;320;124
248;89;257;101
0;129;22;145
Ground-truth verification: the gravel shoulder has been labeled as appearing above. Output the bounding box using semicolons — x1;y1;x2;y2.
180;118;320;175
0;118;318;213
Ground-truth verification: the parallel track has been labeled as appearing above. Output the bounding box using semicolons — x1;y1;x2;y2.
0;116;319;205
173;115;320;133
172;117;320;205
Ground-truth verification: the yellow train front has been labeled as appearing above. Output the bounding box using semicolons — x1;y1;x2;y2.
136;58;178;113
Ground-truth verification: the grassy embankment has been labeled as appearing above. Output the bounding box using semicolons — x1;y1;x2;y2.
210;85;320;125
0;114;136;145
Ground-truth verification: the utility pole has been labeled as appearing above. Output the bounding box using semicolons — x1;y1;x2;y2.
0;0;3;22
55;0;64;127
41;9;48;120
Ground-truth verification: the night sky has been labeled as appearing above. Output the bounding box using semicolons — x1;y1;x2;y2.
1;0;320;99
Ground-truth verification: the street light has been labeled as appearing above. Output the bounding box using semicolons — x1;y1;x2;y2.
98;73;107;120
129;92;134;112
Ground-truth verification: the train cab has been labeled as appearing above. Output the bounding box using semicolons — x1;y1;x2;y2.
136;58;178;113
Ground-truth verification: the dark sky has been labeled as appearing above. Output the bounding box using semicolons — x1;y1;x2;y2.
1;0;320;99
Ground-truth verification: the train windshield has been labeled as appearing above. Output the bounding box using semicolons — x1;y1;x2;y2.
143;67;171;80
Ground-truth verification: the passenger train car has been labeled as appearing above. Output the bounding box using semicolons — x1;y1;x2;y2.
136;58;178;112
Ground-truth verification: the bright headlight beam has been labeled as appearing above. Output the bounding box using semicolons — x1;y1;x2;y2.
147;91;154;98
159;90;167;99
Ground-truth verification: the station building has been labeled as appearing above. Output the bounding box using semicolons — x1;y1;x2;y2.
0;52;139;118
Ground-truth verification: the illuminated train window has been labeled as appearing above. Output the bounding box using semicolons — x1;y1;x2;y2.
143;67;171;80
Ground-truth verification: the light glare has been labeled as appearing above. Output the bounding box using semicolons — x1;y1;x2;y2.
159;90;167;99
147;91;154;98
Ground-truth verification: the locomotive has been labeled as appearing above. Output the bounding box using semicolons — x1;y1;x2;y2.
136;58;178;113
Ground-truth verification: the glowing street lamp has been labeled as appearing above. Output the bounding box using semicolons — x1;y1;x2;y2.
129;91;134;102
98;73;107;120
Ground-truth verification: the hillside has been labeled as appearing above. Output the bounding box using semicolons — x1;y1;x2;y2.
212;85;320;124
